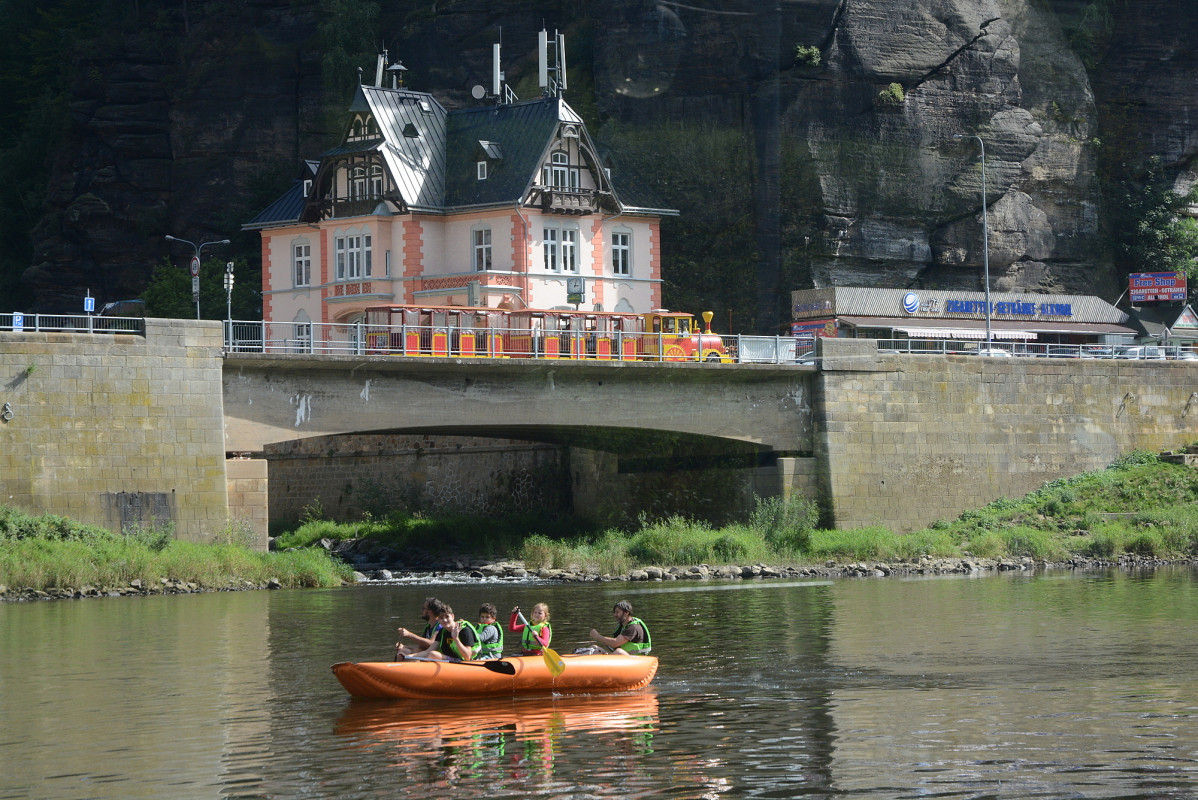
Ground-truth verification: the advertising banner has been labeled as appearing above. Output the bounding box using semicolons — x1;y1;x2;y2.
791;319;837;338
1130;272;1187;303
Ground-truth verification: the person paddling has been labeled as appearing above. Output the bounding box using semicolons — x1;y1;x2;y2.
509;602;552;655
589;600;652;655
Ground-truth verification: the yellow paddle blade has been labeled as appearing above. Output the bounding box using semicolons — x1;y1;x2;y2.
542;646;565;677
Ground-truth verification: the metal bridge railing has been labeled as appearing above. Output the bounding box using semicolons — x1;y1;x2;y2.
1;313;145;335
224;321;813;365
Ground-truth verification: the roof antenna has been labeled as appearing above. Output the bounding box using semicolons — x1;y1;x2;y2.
375;49;386;87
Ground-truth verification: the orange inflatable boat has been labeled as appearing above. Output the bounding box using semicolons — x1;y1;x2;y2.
332;654;658;700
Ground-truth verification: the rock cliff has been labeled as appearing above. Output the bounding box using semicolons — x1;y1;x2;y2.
15;0;1197;326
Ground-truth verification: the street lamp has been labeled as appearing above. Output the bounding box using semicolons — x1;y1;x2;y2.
954;134;991;348
164;235;230;319
224;261;235;347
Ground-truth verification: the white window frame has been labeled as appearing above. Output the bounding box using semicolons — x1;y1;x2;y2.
334;231;372;280
369;165;383;197
293;241;311;287
612;230;631;276
544;151;579;188
543;227;559;271
543;224;579;273
350;166;366;200
477;161;487;180
473;227;492;271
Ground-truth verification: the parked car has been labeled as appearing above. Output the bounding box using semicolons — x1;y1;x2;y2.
1079;346;1119;359
975;346;1012;357
1117;346;1167;360
1045;345;1080;359
1175;350;1198;362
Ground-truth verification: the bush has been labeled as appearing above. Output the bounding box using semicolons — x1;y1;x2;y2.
1110;450;1159;469
793;44;821;67
876;82;905;107
749;495;818;554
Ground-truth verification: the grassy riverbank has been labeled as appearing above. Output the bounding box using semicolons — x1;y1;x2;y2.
5;450;1196;595
281;450;1198;573
0;507;353;594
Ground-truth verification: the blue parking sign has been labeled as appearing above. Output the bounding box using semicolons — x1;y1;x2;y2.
13;313;24;331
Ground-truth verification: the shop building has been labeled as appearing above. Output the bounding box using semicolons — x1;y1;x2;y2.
790;287;1137;345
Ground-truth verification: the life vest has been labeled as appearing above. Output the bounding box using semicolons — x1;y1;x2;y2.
521;621;551;653
614;616;652;654
470;620;504;659
437;623;476;660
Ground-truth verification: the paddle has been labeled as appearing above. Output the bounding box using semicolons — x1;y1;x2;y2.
517;610;565;676
402;655;516;675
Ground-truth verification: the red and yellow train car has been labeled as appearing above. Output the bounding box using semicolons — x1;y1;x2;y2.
362;305;731;362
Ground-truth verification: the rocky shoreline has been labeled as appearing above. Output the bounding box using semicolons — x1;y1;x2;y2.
5;548;1194;603
351;552;1197;585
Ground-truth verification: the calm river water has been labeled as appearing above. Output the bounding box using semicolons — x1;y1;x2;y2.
2;568;1197;799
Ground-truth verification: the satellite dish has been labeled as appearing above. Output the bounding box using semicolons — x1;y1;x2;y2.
470;84;487;100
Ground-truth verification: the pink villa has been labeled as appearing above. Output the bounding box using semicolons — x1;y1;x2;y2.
244;35;676;332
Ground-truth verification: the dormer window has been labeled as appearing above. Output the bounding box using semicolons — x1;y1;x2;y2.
402;123;419;138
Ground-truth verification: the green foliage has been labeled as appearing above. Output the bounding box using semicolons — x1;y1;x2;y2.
793;45;821;67
0;506;351;590
141;256;260;321
1110;450;1160;469
876;83;905;107
1106;157;1198;293
749;494;818;553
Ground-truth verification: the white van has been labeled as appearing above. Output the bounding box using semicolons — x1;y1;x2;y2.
1117;346;1166;360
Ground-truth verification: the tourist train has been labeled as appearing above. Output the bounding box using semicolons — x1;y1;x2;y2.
362;304;733;362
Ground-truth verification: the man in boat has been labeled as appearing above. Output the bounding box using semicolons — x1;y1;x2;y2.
473;603;504;660
395;596;444;659
588;600;652;655
401;604;479;662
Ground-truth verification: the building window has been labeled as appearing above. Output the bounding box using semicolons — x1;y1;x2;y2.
335;233;372;280
473;228;492;271
561;228;577;272
543;151;579;188
477;161;487;180
612;231;631;276
543;225;578;272
543;227;558;271
369;165;384;197
293;243;311;286
350;166;366;200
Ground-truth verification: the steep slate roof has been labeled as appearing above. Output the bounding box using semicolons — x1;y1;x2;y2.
243;160;319;229
244;85;677;227
359;85;448;211
444;98;563;208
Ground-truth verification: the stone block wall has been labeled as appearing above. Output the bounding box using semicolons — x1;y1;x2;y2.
263;433;568;529
0;319;229;541
815;338;1198;531
226;458;269;549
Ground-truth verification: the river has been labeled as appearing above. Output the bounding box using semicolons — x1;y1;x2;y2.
2;568;1196;799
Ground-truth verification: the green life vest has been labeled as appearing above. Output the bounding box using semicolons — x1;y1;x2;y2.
521;621;551;652
471;620;504;659
614;616;652;654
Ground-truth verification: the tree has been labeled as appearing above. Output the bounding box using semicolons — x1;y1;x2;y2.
1110;157;1198;295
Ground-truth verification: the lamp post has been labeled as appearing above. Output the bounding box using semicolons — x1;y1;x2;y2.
954;134;991;348
223;261;235;348
164;235;230;319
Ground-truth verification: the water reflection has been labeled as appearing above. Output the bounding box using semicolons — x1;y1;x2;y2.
3;571;1198;799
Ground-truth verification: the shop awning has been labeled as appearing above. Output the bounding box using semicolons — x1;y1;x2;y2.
893;327;1033;340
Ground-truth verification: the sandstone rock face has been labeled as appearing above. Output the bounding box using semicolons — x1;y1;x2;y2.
19;0;1198;313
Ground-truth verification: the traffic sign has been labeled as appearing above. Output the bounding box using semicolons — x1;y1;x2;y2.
192;275;200;295
189;256;201;276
